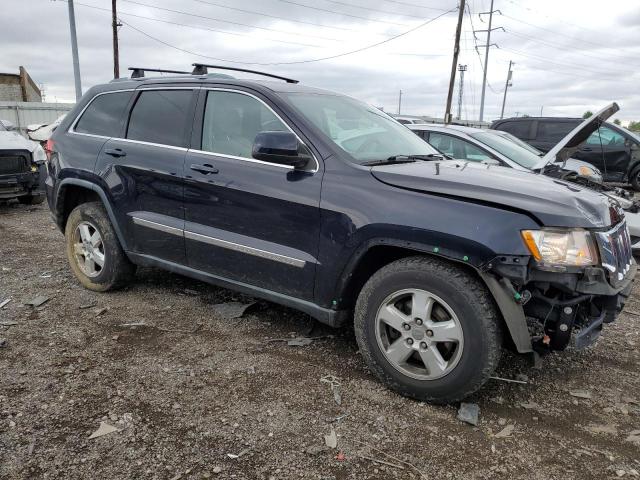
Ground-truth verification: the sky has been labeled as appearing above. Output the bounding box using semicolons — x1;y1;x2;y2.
1;0;639;123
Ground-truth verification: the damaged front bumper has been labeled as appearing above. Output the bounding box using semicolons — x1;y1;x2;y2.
0;164;46;200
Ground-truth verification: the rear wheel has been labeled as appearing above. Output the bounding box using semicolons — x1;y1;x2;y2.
65;202;135;291
630;166;640;191
354;256;502;404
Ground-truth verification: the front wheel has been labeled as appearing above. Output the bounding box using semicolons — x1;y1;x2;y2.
354;256;502;404
630;167;640;191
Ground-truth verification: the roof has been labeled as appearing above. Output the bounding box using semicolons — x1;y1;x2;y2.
494;116;582;123
408;124;482;134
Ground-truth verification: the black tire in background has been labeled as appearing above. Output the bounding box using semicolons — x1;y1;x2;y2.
354;256;503;404
64;201;135;291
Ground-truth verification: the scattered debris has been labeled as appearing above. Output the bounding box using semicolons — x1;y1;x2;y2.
0;321;18;327
335;451;346;461
118;322;147;328
626;430;640;445
360;454;405;470
40;272;52;278
332;386;342;406
587;424;618;435
211;466;222;474
88;422;120;439
320;375;342;406
305;444;329;456
494;424;515;438
287;337;313;347
351;439;427;480
183;288;200;296
94;307;108;317
25;295;49;307
0;298;11;309
27;435;36;455
490;375;528;384
520;401;541;410
210;301;256;319
515;374;529;382
226;448;250;459
79;303;97;310
570;389;592;399
324;428;338;449
246;366;256;374
457;402;479;426
0;338;7;348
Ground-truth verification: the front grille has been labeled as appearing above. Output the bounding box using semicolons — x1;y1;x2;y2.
0;152;29;175
595;221;633;282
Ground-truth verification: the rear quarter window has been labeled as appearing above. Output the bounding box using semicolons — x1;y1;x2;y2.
536;121;576;142
74;91;133;137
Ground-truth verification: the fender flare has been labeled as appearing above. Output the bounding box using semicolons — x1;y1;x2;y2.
56;178;130;251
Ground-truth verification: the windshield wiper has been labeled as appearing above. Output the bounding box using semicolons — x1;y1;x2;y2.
362;154;445;166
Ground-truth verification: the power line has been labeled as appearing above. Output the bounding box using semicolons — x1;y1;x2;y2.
120;8;456;66
273;0;411;26
379;0;452;11
322;0;428;20
120;0;340;41
191;0;353;32
69;1;325;48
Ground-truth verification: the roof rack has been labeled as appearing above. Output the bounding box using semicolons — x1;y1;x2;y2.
129;67;191;79
191;63;298;84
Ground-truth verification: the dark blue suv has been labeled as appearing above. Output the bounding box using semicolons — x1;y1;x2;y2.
46;65;635;403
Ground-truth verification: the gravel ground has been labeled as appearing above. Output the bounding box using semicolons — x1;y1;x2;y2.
1;201;639;480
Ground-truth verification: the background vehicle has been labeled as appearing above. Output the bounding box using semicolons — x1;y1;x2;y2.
0;119;47;204
392;115;425;125
491;116;640;188
46;65;634;404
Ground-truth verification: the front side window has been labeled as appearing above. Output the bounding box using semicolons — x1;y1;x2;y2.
75;91;133;137
126;90;193;147
586;126;626;146
428;132;493;162
201;91;288;159
283;93;439;164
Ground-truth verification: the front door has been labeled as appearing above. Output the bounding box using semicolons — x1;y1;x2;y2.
577;126;630;182
183;89;322;300
95;88;197;264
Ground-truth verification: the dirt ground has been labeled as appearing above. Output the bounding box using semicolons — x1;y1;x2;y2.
0;201;639;480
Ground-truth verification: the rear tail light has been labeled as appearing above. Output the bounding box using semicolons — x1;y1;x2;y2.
44;138;55;161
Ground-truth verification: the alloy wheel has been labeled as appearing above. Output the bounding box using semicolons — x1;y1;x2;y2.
72;221;105;278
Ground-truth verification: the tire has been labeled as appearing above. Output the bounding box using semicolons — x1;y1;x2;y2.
18;194;45;205
354;256;502;404
64;202;135;291
630;166;640;191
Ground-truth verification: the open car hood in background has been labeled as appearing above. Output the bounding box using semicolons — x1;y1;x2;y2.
536;102;619;169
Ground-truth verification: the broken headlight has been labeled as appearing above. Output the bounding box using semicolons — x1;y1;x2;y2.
578;165;602;183
521;229;598;270
33;145;47;163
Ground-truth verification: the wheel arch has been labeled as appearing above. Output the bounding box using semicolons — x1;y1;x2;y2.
56;179;130;251
334;241;532;354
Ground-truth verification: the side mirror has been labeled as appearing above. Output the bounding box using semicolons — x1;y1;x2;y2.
252;131;310;169
481;158;500;166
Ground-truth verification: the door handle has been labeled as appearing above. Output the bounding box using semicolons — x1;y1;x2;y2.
104;148;126;158
581;147;593;152
190;163;219;175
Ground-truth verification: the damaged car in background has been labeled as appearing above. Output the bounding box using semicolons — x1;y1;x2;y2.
0;119;46;204
46;66;635;403
409;103;640;254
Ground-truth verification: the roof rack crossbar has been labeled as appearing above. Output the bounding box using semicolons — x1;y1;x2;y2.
129;67;191;79
191;63;299;84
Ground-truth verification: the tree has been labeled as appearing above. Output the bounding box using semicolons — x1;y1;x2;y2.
628;121;640;132
583;111;593;119
613;119;621;126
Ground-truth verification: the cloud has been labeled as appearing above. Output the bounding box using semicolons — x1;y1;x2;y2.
1;0;639;122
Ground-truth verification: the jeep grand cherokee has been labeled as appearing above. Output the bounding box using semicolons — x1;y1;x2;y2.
45;65;635;403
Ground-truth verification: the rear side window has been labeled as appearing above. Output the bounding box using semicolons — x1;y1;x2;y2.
127;90;193;147
497;120;531;139
74;91;132;137
536;121;576;142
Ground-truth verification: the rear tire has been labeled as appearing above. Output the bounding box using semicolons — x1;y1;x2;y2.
630;167;640;191
354;256;502;404
64;202;135;291
18;194;45;205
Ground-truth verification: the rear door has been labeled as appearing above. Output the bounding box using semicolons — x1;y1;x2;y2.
94;88;197;263
183;88;322;300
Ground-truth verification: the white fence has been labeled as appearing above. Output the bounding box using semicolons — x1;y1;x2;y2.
0;101;75;131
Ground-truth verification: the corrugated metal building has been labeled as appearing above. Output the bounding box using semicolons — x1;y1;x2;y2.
0;101;74;131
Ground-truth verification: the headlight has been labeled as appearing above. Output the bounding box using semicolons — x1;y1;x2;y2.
33;145;47;163
521;229;598;269
578;165;601;180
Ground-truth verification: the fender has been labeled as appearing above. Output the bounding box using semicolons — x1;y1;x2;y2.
55;178;130;251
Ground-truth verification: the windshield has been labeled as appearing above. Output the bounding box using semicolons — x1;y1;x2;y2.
283;93;439;163
494;130;542;155
470;131;541;169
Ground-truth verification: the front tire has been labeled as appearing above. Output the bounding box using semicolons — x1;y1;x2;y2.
64;202;135;291
354;256;502;404
630;167;640;191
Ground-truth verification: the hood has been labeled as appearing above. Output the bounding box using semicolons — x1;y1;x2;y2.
0;131;37;152
537;102;619;169
370;160;617;228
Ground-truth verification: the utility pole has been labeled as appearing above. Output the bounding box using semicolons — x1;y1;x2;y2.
66;0;82;101
477;0;502;122
444;0;465;124
499;60;513;119
112;0;120;79
456;64;467;120
397;90;402;115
